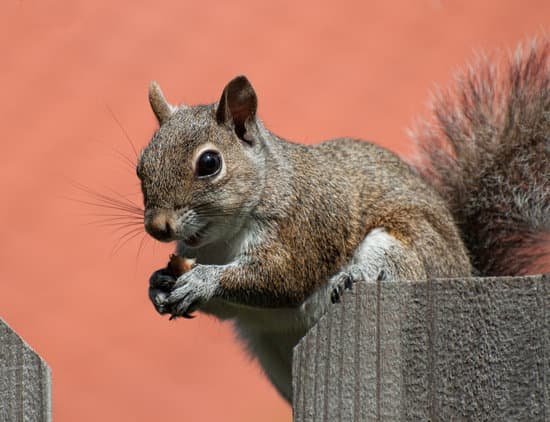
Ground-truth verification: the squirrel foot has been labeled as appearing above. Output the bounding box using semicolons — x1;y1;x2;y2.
329;265;364;303
148;269;197;319
329;266;387;303
148;269;178;315
149;255;200;319
163;265;220;319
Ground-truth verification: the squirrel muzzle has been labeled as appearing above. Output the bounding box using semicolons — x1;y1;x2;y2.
144;208;177;242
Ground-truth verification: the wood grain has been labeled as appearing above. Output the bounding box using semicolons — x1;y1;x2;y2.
293;275;549;421
0;318;51;422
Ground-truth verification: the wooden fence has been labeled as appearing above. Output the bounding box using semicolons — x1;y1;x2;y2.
1;275;548;421
0;318;51;422
293;275;549;421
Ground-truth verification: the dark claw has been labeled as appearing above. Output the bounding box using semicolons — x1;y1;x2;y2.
169;312;195;320
377;270;387;281
168;295;199;320
344;274;353;290
331;288;340;304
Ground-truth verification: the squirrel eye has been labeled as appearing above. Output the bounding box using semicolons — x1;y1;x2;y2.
196;150;222;178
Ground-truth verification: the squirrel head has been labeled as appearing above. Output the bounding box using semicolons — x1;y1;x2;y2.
137;76;265;248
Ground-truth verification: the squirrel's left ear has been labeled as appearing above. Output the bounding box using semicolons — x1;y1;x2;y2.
216;75;258;142
149;81;177;125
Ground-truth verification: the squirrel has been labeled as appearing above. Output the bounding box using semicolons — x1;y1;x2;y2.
137;40;549;403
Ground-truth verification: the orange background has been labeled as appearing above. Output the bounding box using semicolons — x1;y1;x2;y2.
1;1;549;421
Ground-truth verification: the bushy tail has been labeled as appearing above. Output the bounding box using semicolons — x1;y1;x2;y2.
410;39;550;276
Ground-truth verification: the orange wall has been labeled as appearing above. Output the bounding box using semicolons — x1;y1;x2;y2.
1;1;548;421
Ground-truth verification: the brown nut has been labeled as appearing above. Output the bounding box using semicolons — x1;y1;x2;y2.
167;254;196;277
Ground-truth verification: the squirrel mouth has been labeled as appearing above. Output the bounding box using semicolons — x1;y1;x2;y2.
183;225;209;247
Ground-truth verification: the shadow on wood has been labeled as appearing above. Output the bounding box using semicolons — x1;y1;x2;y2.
293;275;549;421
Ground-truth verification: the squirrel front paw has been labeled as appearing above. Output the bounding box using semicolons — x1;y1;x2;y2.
148;269;177;315
163;265;220;319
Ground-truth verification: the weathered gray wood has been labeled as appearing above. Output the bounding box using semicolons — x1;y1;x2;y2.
293;275;549;421
0;318;51;422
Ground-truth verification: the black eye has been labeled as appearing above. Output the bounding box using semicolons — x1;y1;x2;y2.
196;150;222;178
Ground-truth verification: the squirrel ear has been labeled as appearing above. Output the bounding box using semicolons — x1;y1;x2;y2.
148;81;176;125
216;76;258;140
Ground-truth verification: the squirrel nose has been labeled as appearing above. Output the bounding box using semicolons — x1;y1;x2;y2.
144;209;176;242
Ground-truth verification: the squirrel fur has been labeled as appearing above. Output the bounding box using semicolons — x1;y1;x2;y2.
410;40;549;277
138;40;549;402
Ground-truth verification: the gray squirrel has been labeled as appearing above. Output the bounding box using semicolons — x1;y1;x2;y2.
137;40;549;402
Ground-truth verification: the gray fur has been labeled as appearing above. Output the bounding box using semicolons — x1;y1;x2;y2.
410;39;550;276
140;40;549;402
139;76;472;402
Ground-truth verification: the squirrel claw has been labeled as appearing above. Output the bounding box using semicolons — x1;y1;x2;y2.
329;266;364;304
169;312;195;320
343;274;354;290
330;288;341;304
167;292;200;320
330;280;346;304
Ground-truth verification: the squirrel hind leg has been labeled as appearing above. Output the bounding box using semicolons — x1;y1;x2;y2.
328;228;426;303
